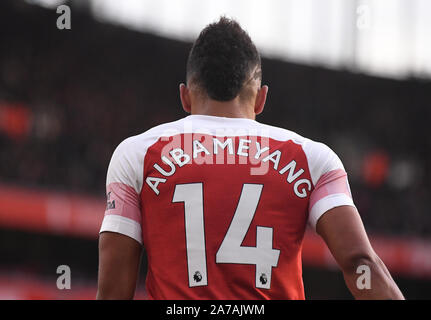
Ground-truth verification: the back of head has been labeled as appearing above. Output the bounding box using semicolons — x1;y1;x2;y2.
186;17;261;102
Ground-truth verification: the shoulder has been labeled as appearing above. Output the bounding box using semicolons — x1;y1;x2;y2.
122;118;186;148
114;117;187;156
254;121;306;144
257;121;344;186
256;121;333;155
106;118;186;191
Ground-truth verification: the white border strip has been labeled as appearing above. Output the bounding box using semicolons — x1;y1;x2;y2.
100;215;142;245
309;193;356;230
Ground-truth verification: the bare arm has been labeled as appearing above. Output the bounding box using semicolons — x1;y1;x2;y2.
316;206;404;300
97;232;142;300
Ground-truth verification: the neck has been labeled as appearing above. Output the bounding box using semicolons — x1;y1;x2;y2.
191;99;255;120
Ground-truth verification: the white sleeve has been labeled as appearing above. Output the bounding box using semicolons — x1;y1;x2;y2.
304;140;356;230
99;138;144;245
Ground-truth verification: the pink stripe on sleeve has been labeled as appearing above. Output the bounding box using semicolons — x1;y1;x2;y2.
309;169;352;210
104;182;141;225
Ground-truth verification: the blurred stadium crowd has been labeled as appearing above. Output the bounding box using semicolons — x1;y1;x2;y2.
1;0;431;300
1;1;430;240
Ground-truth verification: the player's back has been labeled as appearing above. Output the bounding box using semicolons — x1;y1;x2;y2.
101;114;355;300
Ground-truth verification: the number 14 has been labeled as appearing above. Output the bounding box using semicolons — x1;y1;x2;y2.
173;183;280;289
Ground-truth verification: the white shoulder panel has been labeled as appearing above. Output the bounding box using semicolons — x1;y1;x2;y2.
106;118;185;194
302;139;345;187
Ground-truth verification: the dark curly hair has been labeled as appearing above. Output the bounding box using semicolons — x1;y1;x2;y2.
186;17;262;101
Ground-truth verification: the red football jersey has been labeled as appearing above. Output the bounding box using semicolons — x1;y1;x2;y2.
100;115;355;300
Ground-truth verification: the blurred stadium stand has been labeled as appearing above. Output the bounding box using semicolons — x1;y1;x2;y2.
0;0;430;299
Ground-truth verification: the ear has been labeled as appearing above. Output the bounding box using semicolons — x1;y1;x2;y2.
179;83;192;114
254;85;268;116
